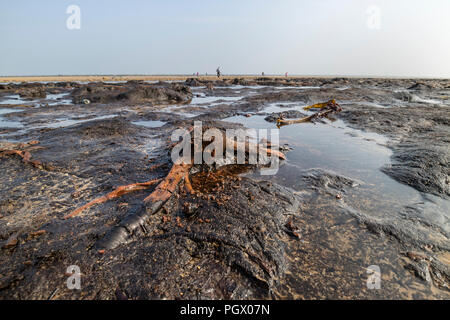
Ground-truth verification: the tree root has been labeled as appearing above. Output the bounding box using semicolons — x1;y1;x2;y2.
63;178;162;219
96;163;192;250
66;130;286;250
0;140;43;168
184;173;195;194
277;100;342;127
225;137;287;160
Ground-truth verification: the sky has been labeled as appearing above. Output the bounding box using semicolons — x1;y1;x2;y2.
0;0;449;78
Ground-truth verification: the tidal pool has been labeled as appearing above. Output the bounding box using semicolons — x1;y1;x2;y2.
224;106;450;299
132;120;167;128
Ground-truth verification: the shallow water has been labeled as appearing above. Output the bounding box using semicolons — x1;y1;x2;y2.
0;95;39;105
223;104;450;297
224;112;449;228
0;107;25;128
190;95;243;105
132;120;166;128
45;93;72;106
0;114;119;133
0;118;23;128
161;104;199;118
0;93;72;107
0;108;23;115
36;115;118;129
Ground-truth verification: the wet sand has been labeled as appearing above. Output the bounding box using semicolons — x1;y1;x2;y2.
0;77;449;299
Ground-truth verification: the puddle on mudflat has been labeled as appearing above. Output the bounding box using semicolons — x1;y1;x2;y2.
132;120;166;128
228;85;267;90
410;95;442;105
0;108;24;128
224;114;390;181
37;115;118;129
0;93;73;107
224;110;450;298
0;95;39;106
261;102;302;113
0;108;24;115
102;81;128;84
224;113;448;223
134;137;163;157
0;113;120;136
190;95;243;105
274;86;321;90
161;104;199;118
0;119;23;129
45;93;72;106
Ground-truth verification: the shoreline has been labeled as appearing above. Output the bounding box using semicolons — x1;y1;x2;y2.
1;75;449;83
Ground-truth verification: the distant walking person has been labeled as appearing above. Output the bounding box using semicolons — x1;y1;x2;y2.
285;72;288;77
216;67;221;78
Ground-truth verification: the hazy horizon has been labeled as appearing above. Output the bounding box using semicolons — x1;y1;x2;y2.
1;0;449;78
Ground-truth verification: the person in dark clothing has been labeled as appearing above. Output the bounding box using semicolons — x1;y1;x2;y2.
216;67;221;78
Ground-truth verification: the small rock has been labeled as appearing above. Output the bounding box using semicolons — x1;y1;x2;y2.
182;202;199;217
2;234;18;249
30;230;46;238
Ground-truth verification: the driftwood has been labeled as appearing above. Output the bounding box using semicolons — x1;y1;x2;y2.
276;99;342;128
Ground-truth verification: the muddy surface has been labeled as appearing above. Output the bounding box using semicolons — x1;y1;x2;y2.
0;78;449;299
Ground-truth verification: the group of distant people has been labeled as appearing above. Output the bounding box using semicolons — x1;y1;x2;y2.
194;67;221;78
193;68;290;78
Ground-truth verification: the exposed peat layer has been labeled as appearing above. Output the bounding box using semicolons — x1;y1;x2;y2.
0;77;449;299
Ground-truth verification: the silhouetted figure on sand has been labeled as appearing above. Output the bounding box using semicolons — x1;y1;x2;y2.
216;67;221;78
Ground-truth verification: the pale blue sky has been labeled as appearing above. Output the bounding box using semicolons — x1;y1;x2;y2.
1;0;449;77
